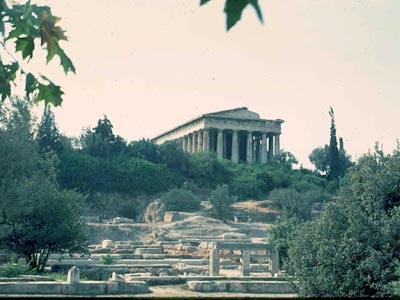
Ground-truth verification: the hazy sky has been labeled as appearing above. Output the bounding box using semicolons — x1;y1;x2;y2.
23;0;400;167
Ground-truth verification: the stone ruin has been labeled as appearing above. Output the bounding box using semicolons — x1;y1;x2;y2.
0;209;295;295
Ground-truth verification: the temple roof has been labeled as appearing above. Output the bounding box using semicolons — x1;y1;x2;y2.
203;107;260;120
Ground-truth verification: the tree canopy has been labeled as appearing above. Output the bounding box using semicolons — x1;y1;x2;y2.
287;146;400;297
0;98;86;272
309;107;352;179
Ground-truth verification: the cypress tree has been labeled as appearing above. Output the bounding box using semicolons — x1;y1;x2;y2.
37;106;63;154
328;107;340;181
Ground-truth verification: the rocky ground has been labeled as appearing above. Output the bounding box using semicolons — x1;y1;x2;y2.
87;200;278;244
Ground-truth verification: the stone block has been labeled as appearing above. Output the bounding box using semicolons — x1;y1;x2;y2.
67;266;80;284
209;249;220;276
109;272;125;282
142;254;166;259
270;248;280;275
114;244;132;250
241;250;251;276
187;281;226;292
102;240;114;249
135;247;163;255
112;217;135;224
164;211;182;223
144;199;165;223
198;242;211;249
125;273;153;281
187;280;295;294
90;254;121;261
250;263;270;272
220;232;247;240
111;249;133;255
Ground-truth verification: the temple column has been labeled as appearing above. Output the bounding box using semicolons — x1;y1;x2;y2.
261;133;267;164
182;136;187;152
192;132;198;153
275;134;280;155
187;134;192;153
198;130;203;151
232;130;239;163
256;135;261;162
203;129;209;151
268;134;274;161
217;129;223;160
246;131;252;163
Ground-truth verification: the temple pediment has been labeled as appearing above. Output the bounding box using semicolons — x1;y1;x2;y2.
205;107;260;120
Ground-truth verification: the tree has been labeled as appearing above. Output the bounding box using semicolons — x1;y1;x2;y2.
36;105;63;154
338;137;352;176
188;152;233;190
0;0;75;106
2;174;87;272
287;146;400;297
0;98;86;272
80;115;127;158
269;150;298;170
200;0;264;31
209;184;236;220
128;139;162;163
308;145;330;175
328;107;340;181
309;107;352;180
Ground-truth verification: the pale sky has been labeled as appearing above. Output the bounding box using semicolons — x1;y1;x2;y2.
18;0;400;167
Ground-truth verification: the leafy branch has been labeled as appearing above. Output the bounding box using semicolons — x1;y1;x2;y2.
0;0;75;106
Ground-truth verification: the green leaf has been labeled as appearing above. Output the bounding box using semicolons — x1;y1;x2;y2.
224;0;264;31
0;62;19;102
36;80;64;106
15;37;35;60
224;0;249;31
45;37;57;63
0;83;11;102
7;62;19;80
56;47;76;74
200;0;211;5
249;0;263;24
6;24;23;41
25;72;37;96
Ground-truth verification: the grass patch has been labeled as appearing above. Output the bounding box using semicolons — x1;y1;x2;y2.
0;263;32;277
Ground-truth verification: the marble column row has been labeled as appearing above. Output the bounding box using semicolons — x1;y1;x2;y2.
182;129;209;153
181;128;280;164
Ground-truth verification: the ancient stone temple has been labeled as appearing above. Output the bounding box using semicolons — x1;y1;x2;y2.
152;107;284;163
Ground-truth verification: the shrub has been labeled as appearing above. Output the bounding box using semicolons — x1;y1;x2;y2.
268;188;312;221
0;263;32;277
209;184;237;220
161;188;200;212
101;254;115;265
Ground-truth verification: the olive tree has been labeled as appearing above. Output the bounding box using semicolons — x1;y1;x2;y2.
0;99;86;272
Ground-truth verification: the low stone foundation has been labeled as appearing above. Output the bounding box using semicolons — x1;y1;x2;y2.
187;280;295;294
0;281;150;295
